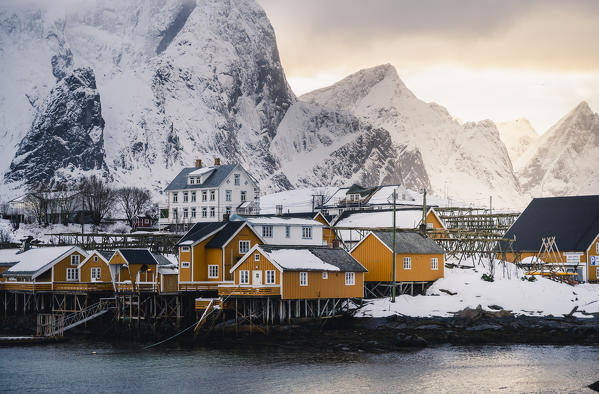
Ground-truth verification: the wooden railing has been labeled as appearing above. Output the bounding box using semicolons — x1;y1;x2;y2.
217;285;280;297
52;282;114;292
115;282;157;293
179;282;219;292
0;282;53;292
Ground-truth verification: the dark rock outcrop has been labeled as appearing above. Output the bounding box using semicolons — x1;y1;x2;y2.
5;67;107;186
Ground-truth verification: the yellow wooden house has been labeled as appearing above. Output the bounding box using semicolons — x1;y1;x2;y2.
177;221;264;291
223;245;366;299
350;231;445;295
1;246;87;292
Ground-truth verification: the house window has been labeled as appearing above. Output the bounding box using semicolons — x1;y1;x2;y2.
191;192;196;202
234;174;240;185
210;190;215;201
208;265;219;279
285;226;290;238
266;270;276;284
241;191;246;202
181;261;190;268
322;272;328;279
210;207;215;217
189;177;195;185
202;207;207;218
254;253;260;262
191;208;196;218
183;208;188;218
66;268;79;281
183;192;188;202
302;226;312;239
172;193;178;203
226;190;232;202
240;270;249;284
431;258;439;270
566;254;580;264
404;257;412;270
93;256;98;262
345;272;355;285
202;191;207;201
596;243;599;254
181;246;190;252
226;207;231;216
299;272;308;286
254;188;260;200
91;267;101;280
239;240;250;254
262;225;273;238
172;209;178;220
71;255;80;266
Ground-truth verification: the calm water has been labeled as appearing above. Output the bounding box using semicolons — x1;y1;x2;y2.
0;342;598;393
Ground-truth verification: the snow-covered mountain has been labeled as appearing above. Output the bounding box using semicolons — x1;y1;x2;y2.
301;64;523;208
0;0;295;196
496;118;539;163
517;101;599;196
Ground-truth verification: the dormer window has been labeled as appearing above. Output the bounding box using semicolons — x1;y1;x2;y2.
189;177;195;185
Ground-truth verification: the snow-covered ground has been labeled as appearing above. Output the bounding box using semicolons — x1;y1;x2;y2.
0;219;131;243
356;258;599;319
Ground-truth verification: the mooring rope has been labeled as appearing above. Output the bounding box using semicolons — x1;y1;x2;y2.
142;319;200;350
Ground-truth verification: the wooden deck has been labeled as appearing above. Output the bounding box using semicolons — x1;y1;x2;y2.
0;282;52;292
217;285;281;297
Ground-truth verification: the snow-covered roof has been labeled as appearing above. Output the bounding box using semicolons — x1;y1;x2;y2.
0;249;21;265
245;216;323;226
335;209;424;229
367;185;416;205
5;246;85;278
188;167;215;177
231;245;366;273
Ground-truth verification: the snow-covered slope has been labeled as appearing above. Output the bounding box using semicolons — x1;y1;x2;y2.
302;65;524;209
496;118;539;163
516;101;599;197
0;0;295;197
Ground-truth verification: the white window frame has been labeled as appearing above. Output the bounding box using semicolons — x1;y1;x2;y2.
226;190;232;202
254;253;260;262
66;268;79;281
240;270;249;284
210;207;215;217
226;206;231;215
345;272;355;285
91;267;101;280
299;272;308;286
322;272;328;279
202;207;207;218
596;242;599;254
285;226;290;238
262;225;273;238
239;240;250;254
191;208;196;218
183;192;188;202
265;270;276;284
210;190;215;201
302;226;312;239
234;174;240;185
93;256;98;262
181;246;190;252
241;191;247;202
566;254;580;264
181;261;190;268
202;191;207;201
172;193;178;203
71;255;80;266
208;265;219;279
431;257;439;270
404;257;412;270
183;208;188;218
191;192;196;202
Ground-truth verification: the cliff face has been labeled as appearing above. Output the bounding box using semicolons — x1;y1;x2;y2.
5;67;107;186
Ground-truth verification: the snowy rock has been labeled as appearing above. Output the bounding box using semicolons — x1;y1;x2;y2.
496;118;539;162
302;64;523;209
4;67;107;186
517;101;599;197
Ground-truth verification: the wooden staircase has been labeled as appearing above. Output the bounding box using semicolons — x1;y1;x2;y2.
37;298;116;337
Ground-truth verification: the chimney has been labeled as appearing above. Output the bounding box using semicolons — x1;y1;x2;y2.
20;236;33;252
276;205;283;216
195;159;202;168
214;158;221;166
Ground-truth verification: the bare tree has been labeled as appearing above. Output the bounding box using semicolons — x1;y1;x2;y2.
116;186;153;226
79;175;115;225
55;183;79;224
25;185;52;226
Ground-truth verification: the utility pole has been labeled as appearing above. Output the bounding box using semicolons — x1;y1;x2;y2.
422;188;427;231
392;189;397;303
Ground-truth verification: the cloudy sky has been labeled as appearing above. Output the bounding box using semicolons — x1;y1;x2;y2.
258;0;599;133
